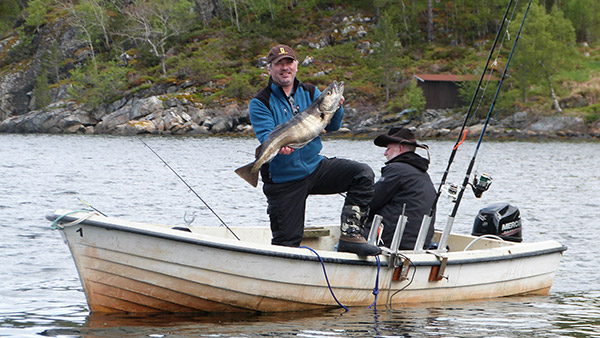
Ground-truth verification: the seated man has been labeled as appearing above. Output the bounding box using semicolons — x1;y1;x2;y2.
366;127;436;250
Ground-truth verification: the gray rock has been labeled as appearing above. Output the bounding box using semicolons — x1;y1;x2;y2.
528;116;586;134
210;116;234;133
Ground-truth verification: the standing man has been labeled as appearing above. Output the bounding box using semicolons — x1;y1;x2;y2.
248;44;380;256
367;127;436;250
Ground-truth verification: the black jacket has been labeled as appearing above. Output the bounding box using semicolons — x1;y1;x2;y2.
367;151;436;250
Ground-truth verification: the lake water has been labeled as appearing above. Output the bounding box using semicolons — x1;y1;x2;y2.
1;133;599;337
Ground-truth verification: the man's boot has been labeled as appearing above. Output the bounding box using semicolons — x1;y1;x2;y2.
337;205;381;256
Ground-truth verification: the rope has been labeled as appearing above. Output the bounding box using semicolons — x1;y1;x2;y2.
50;210;96;229
300;246;349;312
367;255;381;310
387;254;416;309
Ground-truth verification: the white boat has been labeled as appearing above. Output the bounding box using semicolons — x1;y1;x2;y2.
48;209;566;313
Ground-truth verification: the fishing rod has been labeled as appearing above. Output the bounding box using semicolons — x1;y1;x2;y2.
437;0;533;250
425;0;516;221
414;0;517;249
127;127;240;240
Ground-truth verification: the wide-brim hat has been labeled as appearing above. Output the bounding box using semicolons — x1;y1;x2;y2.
267;44;297;64
374;127;418;147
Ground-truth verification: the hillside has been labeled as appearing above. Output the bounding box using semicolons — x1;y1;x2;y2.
0;0;599;138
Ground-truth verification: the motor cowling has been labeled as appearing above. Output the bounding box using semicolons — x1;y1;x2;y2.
472;202;522;242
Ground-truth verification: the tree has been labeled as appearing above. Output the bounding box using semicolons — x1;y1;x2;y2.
42;43;63;83
511;3;577;112
56;0;102;71
426;0;433;42
68;59;131;109
561;0;600;43
24;0;51;32
373;10;401;103
34;66;52;109
0;0;22;36
74;0;113;51
119;0;195;76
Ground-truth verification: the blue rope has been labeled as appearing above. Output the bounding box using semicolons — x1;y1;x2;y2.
367;255;381;310
300;246;349;312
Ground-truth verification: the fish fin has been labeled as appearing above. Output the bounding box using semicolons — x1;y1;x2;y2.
234;162;259;188
287;141;311;149
254;144;262;158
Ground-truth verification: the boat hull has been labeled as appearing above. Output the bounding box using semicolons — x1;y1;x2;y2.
50;210;566;313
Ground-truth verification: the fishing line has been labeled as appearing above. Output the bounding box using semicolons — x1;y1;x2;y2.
438;0;534;250
424;0;517;220
126;127;240;240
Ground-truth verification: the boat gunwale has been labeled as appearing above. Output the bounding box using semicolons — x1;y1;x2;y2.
48;211;567;268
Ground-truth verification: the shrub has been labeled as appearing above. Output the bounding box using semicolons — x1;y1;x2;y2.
68;59;130;109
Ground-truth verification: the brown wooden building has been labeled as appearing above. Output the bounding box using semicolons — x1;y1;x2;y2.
414;74;488;109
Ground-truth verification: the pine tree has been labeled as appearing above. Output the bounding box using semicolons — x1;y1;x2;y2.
34;67;52;110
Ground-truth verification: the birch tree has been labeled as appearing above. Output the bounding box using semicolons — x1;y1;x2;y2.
55;0;113;71
511;3;576;112
118;0;195;76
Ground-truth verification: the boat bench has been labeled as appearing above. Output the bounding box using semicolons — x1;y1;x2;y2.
303;226;330;238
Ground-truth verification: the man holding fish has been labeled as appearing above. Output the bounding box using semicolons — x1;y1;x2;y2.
238;44;380;256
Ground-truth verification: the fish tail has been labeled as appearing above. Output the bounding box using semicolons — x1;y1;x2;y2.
234;162;259;188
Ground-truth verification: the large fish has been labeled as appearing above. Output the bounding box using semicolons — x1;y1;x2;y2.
235;80;345;187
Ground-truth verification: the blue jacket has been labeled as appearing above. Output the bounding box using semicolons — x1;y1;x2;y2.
249;78;344;183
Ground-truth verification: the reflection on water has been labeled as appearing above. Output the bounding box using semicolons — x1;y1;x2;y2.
35;296;600;337
0;134;599;337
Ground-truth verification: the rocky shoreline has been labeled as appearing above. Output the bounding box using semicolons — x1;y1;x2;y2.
0;94;599;140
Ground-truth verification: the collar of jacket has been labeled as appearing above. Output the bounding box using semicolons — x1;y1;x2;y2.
386;151;430;172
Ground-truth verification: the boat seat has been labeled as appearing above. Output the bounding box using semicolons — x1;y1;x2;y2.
303;226;330;238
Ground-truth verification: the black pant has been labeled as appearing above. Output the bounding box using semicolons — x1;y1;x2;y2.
262;157;374;247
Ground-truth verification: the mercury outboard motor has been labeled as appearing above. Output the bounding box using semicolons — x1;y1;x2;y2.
472;202;522;242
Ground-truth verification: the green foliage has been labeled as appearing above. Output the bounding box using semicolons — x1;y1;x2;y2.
221;0;288;33
121;0;195;76
41;43;63;83
34;66;51;109
373;10;402;102
583;109;599;125
0;0;21;36
222;71;260;100
25;0;51;31
0;0;596;116
561;0;600;43
511;3;577;103
387;79;425;114
458;76;499;118
68;59;131;109
72;0;113;51
2;26;35;65
168;54;217;85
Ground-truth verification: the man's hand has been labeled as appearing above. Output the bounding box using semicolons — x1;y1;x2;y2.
279;146;294;155
338;96;345;108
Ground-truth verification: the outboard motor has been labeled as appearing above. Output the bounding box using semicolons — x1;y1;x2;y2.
472;202;522;242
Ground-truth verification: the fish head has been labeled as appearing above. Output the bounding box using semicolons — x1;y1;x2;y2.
318;80;345;114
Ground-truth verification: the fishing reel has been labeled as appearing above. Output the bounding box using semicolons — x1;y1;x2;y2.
444;183;459;201
471;173;493;198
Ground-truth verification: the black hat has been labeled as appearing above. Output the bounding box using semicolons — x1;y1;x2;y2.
267;44;297;64
374;127;418;147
